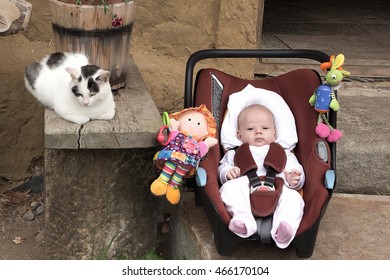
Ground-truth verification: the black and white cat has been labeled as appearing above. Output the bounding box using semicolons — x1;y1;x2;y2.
24;52;115;125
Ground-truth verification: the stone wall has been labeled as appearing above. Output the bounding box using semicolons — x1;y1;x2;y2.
0;0;260;183
0;0;52;183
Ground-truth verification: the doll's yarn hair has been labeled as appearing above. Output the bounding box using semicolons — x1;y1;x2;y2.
170;104;217;139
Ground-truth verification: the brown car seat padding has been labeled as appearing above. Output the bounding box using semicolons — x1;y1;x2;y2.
195;67;330;236
234;142;286;217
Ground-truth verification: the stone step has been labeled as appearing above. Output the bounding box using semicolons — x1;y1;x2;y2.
169;192;390;259
336;79;390;195
166;79;390;260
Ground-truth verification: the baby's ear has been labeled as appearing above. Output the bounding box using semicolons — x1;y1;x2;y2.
236;130;241;140
96;70;110;83
65;67;81;80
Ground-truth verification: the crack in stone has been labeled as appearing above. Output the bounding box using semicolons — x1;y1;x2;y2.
274;35;291;49
113;132;121;148
77;124;83;149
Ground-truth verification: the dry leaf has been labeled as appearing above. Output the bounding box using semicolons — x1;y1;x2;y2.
13;237;25;244
0;196;10;206
7;190;31;204
161;218;170;234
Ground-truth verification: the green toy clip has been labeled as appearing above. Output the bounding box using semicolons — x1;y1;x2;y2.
162;111;170;126
157;112;171;145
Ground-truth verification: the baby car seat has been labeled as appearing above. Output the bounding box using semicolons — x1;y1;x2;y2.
185;49;337;258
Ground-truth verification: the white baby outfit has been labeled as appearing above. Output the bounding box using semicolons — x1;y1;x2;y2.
219;85;305;249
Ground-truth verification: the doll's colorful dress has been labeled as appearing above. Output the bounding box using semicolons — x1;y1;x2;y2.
154;130;207;176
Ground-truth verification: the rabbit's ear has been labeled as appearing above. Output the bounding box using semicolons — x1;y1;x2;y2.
332;54;345;70
341;69;350;77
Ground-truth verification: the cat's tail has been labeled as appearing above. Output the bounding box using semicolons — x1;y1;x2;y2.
24;62;40;94
24;62;54;109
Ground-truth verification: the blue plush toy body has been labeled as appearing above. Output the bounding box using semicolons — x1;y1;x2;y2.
313;84;332;113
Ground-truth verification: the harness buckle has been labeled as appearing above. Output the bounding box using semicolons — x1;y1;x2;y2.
248;169;276;193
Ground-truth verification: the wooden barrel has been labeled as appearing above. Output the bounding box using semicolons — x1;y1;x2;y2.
50;0;135;90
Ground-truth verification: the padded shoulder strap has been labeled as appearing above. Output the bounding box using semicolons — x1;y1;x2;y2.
234;142;287;173
264;143;287;173
234;143;257;174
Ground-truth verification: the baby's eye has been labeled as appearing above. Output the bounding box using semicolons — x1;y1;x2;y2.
188;118;192;122
197;122;201;125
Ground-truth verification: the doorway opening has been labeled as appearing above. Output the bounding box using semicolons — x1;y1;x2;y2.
257;0;390;77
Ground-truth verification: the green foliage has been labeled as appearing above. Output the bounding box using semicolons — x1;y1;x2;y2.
134;248;164;260
91;232;119;260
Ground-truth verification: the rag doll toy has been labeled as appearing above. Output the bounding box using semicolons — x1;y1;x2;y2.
309;54;350;142
151;104;218;204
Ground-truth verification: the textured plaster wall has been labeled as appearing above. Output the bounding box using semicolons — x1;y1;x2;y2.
0;0;260;182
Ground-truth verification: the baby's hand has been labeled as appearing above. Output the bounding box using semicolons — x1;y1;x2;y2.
227;167;241;180
284;169;302;187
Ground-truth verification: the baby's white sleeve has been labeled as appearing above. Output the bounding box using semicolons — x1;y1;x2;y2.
284;151;305;190
218;150;236;184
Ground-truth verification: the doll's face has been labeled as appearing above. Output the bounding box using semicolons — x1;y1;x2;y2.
178;111;209;138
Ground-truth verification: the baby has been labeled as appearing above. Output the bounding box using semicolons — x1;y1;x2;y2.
218;104;305;248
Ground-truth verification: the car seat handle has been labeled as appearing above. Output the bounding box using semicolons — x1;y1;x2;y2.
184;49;330;108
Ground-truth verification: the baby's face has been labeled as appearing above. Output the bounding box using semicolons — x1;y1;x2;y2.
237;105;276;147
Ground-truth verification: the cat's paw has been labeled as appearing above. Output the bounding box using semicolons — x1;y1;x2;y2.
63;115;90;125
98;109;115;120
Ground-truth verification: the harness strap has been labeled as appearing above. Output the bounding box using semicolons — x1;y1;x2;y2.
247;169;262;189
234;142;287;190
233;143;257;174
264;143;287;173
256;216;273;243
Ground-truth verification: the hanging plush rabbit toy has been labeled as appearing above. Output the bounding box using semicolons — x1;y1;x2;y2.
151;104;218;204
309;54;350;142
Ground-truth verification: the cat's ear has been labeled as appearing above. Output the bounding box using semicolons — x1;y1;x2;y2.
96;70;110;84
65;67;81;80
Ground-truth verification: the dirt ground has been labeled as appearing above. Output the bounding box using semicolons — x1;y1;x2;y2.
0;183;45;260
0;179;170;260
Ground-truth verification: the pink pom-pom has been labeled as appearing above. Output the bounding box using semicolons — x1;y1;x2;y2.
327;129;343;142
315;123;331;138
